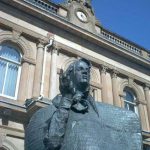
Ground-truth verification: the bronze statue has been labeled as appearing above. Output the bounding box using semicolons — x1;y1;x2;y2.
25;59;142;150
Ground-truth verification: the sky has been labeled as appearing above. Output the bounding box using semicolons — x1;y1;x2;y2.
52;0;150;50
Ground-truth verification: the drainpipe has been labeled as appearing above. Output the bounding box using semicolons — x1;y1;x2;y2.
40;38;54;97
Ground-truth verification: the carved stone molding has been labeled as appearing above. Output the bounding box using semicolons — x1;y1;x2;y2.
144;86;149;91
52;48;59;55
128;78;134;86
135;98;147;105
42;40;59;54
144;84;150;91
12;30;22;41
100;65;108;74
2;138;19;150
47;32;54;39
0;31;34;60
38;37;49;46
37;42;45;49
22;56;36;65
0;132;6;147
60;57;76;71
77;56;82;59
52;41;60;53
119;79;146;104
111;70;119;78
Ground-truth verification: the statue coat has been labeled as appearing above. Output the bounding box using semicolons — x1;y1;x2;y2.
25;95;142;150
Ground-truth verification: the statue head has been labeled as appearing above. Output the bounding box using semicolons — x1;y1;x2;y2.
59;58;91;95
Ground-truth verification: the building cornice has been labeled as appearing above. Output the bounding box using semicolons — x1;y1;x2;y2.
57;41;150;85
0;0;150;69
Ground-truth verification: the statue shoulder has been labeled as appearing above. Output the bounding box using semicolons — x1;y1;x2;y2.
28;94;62;124
25;95;61;150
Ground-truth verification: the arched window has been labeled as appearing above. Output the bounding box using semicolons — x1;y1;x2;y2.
0;44;21;99
123;87;138;114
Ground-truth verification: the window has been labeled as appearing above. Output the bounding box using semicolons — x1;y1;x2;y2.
0;44;21;99
143;145;150;150
123;87;138;114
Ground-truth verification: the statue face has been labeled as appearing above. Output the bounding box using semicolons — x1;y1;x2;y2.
74;61;90;86
59;59;91;94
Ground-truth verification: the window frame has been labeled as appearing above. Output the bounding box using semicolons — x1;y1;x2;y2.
123;87;139;115
0;44;22;100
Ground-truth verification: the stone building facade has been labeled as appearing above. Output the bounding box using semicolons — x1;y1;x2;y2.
0;0;150;149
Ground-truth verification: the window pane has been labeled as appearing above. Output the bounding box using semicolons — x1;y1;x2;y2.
0;45;21;62
143;145;150;150
4;63;19;97
125;91;134;103
124;102;129;110
0;60;7;93
129;104;135;112
124;102;135;112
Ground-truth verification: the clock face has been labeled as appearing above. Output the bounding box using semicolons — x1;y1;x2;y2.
76;11;88;22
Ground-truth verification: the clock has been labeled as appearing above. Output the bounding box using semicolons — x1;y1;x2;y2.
76;11;88;22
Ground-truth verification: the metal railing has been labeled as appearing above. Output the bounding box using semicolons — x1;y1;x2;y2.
24;0;58;14
101;29;142;56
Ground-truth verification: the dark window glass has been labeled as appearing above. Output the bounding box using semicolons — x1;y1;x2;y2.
123;88;136;112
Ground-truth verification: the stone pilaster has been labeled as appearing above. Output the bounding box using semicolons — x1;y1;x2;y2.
100;65;108;103
111;70;120;107
32;41;45;97
0;131;6;147
90;87;97;100
144;85;150;125
18;60;29;101
138;103;148;131
49;47;58;100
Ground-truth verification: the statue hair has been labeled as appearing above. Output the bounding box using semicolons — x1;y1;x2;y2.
59;58;91;95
